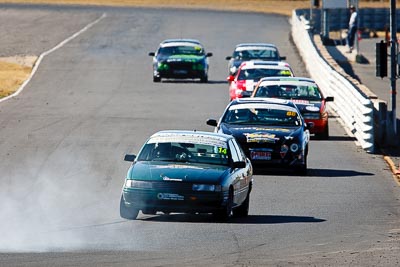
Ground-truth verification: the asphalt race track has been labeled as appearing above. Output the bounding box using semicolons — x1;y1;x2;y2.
0;4;399;266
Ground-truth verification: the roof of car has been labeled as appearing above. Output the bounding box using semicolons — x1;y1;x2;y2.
235;43;277;49
239;60;291;69
230;97;297;107
160;39;202;47
227;98;299;113
257;76;316;84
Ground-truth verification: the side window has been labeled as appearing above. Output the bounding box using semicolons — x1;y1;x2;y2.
231;139;246;161
229;139;246;162
228;140;240;162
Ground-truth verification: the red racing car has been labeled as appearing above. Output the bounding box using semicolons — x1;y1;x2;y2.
227;61;294;101
251;77;334;139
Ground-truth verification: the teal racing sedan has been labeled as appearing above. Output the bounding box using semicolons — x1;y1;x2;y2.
120;130;253;221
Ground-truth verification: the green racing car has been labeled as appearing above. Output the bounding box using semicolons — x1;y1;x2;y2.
148;39;213;83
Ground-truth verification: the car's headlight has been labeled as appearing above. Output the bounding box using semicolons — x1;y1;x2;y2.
192;63;205;70
230;66;237;74
125;180;153;189
157;62;169;70
192;184;222;192
290;143;299;153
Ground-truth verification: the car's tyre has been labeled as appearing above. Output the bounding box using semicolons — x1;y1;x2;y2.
295;155;308;176
232;191;250;218
315;125;329;140
214;189;233;221
153;76;161;82
120;195;139;220
142;208;157;215
200;74;208;83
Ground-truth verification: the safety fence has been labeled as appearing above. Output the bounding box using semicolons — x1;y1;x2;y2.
291;10;375;153
297;8;400;32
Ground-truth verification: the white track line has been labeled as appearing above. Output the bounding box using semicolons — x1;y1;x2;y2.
0;12;107;103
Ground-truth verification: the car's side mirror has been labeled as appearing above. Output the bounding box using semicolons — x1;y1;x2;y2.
280;56;286;60
305;122;315;130
124;154;136;162
206;119;218;127
226;75;235;82
148;52;155;56
206;52;213;57
241;91;252;98
225;56;232;60
232;161;246;169
325;96;334;102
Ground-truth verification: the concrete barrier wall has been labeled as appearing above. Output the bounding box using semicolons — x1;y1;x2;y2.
291;10;375;153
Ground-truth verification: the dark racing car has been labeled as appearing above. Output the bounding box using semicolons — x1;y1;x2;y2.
120;130;253;221
149;39;212;83
206;98;313;175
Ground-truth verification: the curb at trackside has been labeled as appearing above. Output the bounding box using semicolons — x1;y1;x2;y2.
0;12;107;104
383;155;400;186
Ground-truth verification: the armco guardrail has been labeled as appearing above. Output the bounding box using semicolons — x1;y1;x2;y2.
291;10;375;153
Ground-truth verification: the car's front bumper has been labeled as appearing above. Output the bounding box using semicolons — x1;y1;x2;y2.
302;111;328;134
122;187;228;214
305;117;328;134
154;62;207;79
241;146;306;170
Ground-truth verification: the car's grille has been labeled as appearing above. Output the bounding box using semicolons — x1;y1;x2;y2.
149;181;194;192
168;61;194;70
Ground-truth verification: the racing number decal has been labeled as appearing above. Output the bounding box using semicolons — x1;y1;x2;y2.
286;111;297;117
218;147;227;155
280;70;292;76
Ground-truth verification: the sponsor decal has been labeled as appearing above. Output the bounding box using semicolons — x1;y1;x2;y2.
168;55;203;62
157;193;184;201
153;165;203;170
292;99;310;105
234;127;292;133
149;135;227;148
162;176;183;182
305;106;320;112
244;132;278;143
280;145;288;158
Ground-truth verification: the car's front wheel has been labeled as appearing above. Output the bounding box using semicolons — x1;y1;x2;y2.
295;154;308;176
214;189;233;221
120;195;139;220
200;74;208;83
153;76;161;82
315;125;329;140
232;191;250;218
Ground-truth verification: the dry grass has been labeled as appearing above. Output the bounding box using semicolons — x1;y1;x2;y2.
0;0;393;17
0;0;311;16
0;61;31;98
0;0;393;99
